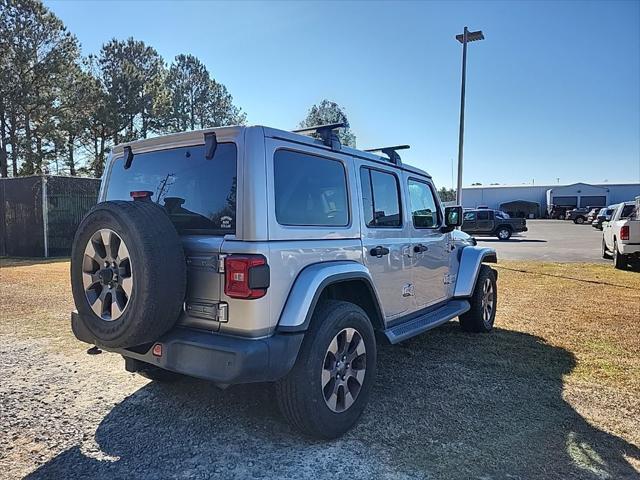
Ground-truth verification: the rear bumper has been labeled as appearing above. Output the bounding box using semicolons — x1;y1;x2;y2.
618;243;640;256
71;312;304;384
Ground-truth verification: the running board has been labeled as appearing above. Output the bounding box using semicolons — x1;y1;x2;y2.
383;300;471;344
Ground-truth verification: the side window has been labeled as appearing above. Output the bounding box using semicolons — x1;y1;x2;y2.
274;150;349;226
360;167;402;228
477;211;489;220
463;211;476;221
408;179;440;228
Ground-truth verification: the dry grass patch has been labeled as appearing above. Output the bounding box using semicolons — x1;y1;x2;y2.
0;257;79;352
495;261;640;393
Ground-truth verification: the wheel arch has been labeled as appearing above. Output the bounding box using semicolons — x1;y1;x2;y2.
277;261;384;333
495;223;513;232
453;246;497;298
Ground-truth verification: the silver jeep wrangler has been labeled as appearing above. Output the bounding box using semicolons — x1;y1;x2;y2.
70;123;497;439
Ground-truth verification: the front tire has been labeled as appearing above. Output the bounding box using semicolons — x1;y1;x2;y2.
602;239;612;259
459;265;497;333
276;300;376;439
574;216;585;224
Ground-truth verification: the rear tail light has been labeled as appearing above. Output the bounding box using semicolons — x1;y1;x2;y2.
224;255;270;299
620;225;629;241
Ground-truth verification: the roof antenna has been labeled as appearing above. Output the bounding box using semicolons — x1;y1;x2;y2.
364;145;410;165
204;132;218;160
123;146;134;169
292;122;346;150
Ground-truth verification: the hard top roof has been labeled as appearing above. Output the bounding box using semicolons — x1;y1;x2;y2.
111;125;431;179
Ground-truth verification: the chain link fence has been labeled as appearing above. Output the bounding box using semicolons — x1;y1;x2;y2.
0;175;100;257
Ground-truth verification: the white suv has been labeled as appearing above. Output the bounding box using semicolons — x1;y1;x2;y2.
70;123;498;438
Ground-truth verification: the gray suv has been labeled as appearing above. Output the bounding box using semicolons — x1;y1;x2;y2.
70;124;498;439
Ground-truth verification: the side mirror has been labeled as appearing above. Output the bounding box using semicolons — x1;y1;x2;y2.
443;206;463;231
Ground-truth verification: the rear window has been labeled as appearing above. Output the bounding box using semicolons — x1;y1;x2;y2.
273;149;349;227
106;143;237;234
621;204;635;219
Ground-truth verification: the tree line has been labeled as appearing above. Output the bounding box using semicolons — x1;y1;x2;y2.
0;0;247;178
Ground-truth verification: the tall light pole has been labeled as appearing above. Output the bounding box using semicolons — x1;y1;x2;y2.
455;26;484;205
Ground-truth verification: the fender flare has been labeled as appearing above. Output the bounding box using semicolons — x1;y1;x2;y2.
494;223;513;232
453;246;497;298
277;261;383;333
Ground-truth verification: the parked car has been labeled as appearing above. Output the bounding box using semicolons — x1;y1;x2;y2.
591;206;615;230
549;205;570;219
69;124;499;439
462;208;527;240
602;201;640;269
586;208;600;223
565;207;588;223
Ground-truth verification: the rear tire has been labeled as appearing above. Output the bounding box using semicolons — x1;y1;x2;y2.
276;300;376;439
459;265;497;333
496;227;512;241
613;241;627;270
574;216;585;224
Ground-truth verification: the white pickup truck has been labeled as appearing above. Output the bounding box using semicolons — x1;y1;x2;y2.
602;199;640;269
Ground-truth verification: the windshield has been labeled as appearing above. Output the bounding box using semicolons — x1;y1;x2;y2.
106;143;237;235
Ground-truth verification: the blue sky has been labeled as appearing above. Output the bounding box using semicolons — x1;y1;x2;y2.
46;0;640;188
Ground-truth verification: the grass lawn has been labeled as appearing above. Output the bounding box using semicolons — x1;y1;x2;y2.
1;257;639;478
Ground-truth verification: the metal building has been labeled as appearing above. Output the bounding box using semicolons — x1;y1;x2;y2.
0;175;100;257
461;182;640;218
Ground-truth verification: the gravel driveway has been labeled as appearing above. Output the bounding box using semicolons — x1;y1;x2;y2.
2;326;639;480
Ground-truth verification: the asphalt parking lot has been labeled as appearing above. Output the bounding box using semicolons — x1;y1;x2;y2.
475;219;606;263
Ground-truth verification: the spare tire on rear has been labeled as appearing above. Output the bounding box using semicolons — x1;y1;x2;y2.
70;200;186;348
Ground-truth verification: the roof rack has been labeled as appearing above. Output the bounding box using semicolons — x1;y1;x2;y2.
364;145;410;165
292;122;346;150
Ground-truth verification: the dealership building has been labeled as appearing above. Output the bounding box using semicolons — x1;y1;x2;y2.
461;182;640;218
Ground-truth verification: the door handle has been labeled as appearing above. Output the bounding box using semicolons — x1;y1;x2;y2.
370;246;390;257
413;244;428;253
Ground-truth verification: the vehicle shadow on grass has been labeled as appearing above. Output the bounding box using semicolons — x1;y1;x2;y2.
27;325;640;480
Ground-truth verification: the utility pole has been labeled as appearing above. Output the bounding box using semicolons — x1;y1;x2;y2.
455;26;484;205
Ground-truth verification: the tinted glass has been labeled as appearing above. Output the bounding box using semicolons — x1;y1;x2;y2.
274;150;348;226
463;212;476;221
621;204;635;219
408;179;439;228
107;143;237;234
477;211;489;220
360;168;401;227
